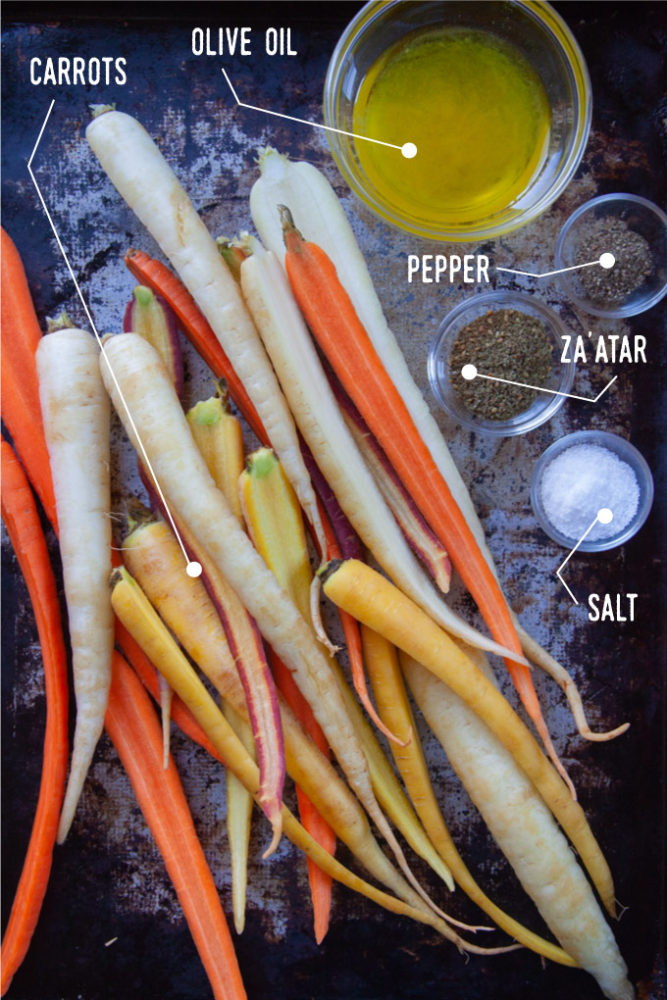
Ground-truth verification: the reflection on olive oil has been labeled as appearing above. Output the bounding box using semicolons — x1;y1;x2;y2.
352;27;551;226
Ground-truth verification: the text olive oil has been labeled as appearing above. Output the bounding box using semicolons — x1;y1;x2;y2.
352;27;550;227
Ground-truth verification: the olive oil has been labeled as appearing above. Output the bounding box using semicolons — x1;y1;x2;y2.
352;27;550;228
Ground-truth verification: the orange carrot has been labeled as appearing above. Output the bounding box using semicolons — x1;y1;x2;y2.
0;244;242;992
124;248;268;444
282;211;570;792
0;229;57;528
269;651;335;943
105;651;247;1000
0;439;69;996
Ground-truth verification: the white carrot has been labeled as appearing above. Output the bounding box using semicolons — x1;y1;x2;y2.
121;511;456;907
100;332;437;913
36;327;113;843
403;651;634;1000
249;146;500;564
85;110;328;567
239;242;519;663
250;146;626;741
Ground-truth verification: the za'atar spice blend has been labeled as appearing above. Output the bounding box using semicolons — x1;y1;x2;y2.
450;307;553;421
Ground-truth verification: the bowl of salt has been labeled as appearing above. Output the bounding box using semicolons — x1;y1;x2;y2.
530;430;654;551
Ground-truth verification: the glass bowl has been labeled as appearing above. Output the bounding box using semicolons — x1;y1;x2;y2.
323;0;592;242
554;193;667;317
428;290;575;436
530;430;654;551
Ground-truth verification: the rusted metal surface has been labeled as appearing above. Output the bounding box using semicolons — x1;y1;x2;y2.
2;3;664;999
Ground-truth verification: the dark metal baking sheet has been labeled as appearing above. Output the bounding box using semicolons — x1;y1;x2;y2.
2;3;665;999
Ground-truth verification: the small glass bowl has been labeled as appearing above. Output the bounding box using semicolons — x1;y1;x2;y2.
530;430;654;551
428;291;575;436
554;193;667;317
323;0;592;242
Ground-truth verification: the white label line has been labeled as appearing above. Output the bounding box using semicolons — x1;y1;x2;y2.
496;260;605;279
221;67;409;154
472;370;617;404
28;100;200;578
555;513;602;605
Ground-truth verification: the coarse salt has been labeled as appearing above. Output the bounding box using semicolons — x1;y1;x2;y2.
539;443;640;541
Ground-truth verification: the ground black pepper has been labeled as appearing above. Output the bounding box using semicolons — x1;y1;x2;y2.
575;217;653;305
450;308;553;421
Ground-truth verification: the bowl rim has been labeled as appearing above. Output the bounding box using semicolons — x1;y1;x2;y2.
529;428;655;551
427;289;576;436
323;0;592;243
554;192;667;318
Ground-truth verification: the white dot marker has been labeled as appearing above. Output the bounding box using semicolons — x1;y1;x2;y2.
401;142;417;159
186;561;203;578
461;364;478;381
597;507;613;524
599;252;615;270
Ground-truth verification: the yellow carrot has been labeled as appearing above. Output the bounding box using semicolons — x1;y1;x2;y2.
240;446;336;942
321;558;615;917
224;703;255;934
188;388;253;931
403;652;633;1000
239;448;313;622
361;625;576;965
187;389;245;523
101;332;434;912
120;512;457;919
109;565;512;955
238;456;457;893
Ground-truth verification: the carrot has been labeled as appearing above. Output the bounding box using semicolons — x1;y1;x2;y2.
334;381;451;594
514;624;630;742
216;237;247;282
110;567;513;957
240;446;400;750
121;508;456;901
239;447;336;941
360;622;577;966
223;703;255;934
282;209;573;793
104;651;247;1000
145;397;286;843
321;558;616;917
186;393;254;928
0;228;57;528
115;619;224;764
123;284;184;398
187;390;246;523
239;236;515;663
124;249;267;443
252;150;625;745
403;652;633;1000
180;522;285;852
0;440;69;996
87;111;327;566
100;332;440;912
36;327;114;843
0;251;240;995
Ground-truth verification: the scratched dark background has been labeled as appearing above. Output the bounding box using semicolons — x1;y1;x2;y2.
1;3;665;1000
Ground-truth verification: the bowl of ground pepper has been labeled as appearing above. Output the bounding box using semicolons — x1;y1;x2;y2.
428;291;574;436
555;193;667;317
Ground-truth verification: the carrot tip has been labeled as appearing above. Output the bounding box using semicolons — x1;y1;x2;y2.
313;919;330;946
261;814;283;860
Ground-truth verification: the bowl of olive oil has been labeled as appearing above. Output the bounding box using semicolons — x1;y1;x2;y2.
324;1;591;242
